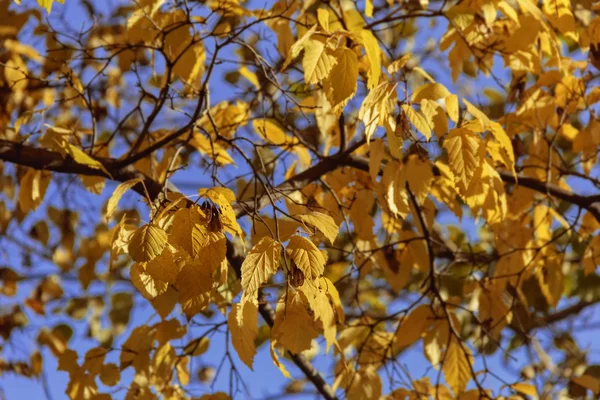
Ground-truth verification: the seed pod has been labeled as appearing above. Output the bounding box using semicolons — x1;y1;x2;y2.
289;261;305;288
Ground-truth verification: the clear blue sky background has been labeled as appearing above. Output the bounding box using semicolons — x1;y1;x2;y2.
1;0;600;399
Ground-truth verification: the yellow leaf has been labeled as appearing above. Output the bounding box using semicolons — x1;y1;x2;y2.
251;217;301;245
176;262;212;318
270;341;291;378
360;29;381;88
173;41;206;86
368;139;385;183
196;232;227;274
511;383;537;397
228;302;258;369
405;155;434;202
19;169;51;213
176;356;190;386
297;212;339;245
571;375;600;394
99;363;120;387
70;145;110;175
286;235;326;281
239;65;259;89
402;104;431;140
241;237;281;302
42;126;111;176
145;249;179;284
443;128;481;193
151;286;179;319
37;0;64;14
317;8;330;32
421;99;448;138
324;47;359;111
445;94;459;123
412;83;451;103
443;337;473;396
169;207;208;258
346;368;382;400
394;304;434;349
253;119;292;145
488;122;515;175
412;66;435;83
128;224;168;263
192;133;235;165
272;292;319;353
184;336;210;356
462;98;490;131
387;54;412;74
302;37;336;85
303;282;337;352
365;0;373;17
79;175;105;195
198;188;243;238
359;82;397;142
130;263;168;299
199;187;237;204
105;178;144;221
282;25;317;71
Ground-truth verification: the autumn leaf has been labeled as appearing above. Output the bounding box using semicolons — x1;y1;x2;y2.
99;363;120;387
272;292;319;354
302;37;336;85
228;302;258;369
443;337;473;396
412;82;450;103
241;236;281;302
127;224;168;263
394;305;434;349
443;128;481;193
324;47;359;111
297;212;339;245
105;178;143;221
18;169;51;213
286;235;326;281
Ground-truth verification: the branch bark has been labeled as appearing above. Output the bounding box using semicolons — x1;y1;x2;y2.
0;138;340;399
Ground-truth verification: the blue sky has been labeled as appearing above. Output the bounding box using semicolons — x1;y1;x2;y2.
2;0;600;399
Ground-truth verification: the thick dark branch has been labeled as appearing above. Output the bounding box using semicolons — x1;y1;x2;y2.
532;299;600;329
497;169;600;222
0;139;163;199
0;138;339;399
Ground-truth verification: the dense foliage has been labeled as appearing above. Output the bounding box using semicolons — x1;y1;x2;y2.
1;0;600;398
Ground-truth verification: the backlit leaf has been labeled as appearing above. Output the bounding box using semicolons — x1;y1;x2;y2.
286;236;326;281
128;224;168;263
228;302;258;369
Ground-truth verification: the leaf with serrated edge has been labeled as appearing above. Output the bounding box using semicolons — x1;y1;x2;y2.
286;236;326;281
297;212;339;245
128;224;168;262
443;128;481;193
443;337;473;396
106;178;143;221
241;237;281;302
228;302;258;369
302;38;336;85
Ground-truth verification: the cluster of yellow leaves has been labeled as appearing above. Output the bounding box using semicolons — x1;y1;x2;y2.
127;0;206;86
231;210;342;371
108;187;241;321
282;6;382;113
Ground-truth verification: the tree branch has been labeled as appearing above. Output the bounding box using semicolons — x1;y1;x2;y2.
0;138;339;399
